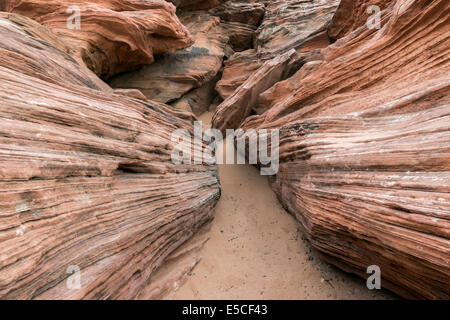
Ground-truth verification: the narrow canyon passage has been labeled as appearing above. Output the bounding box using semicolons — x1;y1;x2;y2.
0;0;447;301
167;112;395;300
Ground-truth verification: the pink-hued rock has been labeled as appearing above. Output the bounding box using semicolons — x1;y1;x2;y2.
2;0;449;301
0;13;220;299
109;1;267;114
212;1;265;52
0;13;111;92
236;0;450;299
215;0;339;99
220;21;257;52
171;72;223;116
327;0;394;40
212;1;265;26
109;12;230;104
113;89;148;101
168;0;226;11
3;0;193;79
212;49;295;132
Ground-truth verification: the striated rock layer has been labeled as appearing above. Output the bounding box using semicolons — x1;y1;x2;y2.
3;0;193;79
109;1;268;116
215;0;340;100
2;0;449;300
212;49;296;133
327;0;393;40
168;0;226;11
109;12;230;107
228;0;450;299
0;13;220;299
211;0;265;52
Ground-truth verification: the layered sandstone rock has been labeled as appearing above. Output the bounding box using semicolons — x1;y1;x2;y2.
211;0;265;52
0;13;220;299
168;0;226;11
212;49;296;132
171;72;223;116
109;1;268;115
109;12;230;108
212;0;339;128
1;0;449;301
220;21;257;52
215;0;340;99
3;0;193;79
212;0;265;27
231;0;449;299
327;0;394;40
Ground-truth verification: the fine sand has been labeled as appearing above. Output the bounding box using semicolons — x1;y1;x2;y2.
168;112;395;300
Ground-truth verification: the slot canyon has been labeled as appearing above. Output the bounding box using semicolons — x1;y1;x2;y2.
0;0;448;300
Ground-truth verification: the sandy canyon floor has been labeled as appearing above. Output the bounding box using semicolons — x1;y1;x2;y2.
164;112;396;300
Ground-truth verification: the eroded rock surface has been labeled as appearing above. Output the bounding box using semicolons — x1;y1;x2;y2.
109;12;230;106
1;0;449;301
230;0;449;299
0;13;220;299
212;49;296;132
168;0;226;11
327;0;394;40
109;1;269;115
3;0;193;79
215;0;339;99
211;0;265;52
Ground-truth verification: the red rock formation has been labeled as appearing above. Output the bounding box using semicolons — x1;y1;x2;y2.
327;0;394;40
212;0;265;27
215;0;339;99
109;1;269;115
212;49;296;132
0;13;220;299
212;0;339;128
168;0;226;11
3;0;193;79
171;72;223;116
109;11;231;113
220;21;257;52
211;1;265;52
232;0;450;299
2;0;449;301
